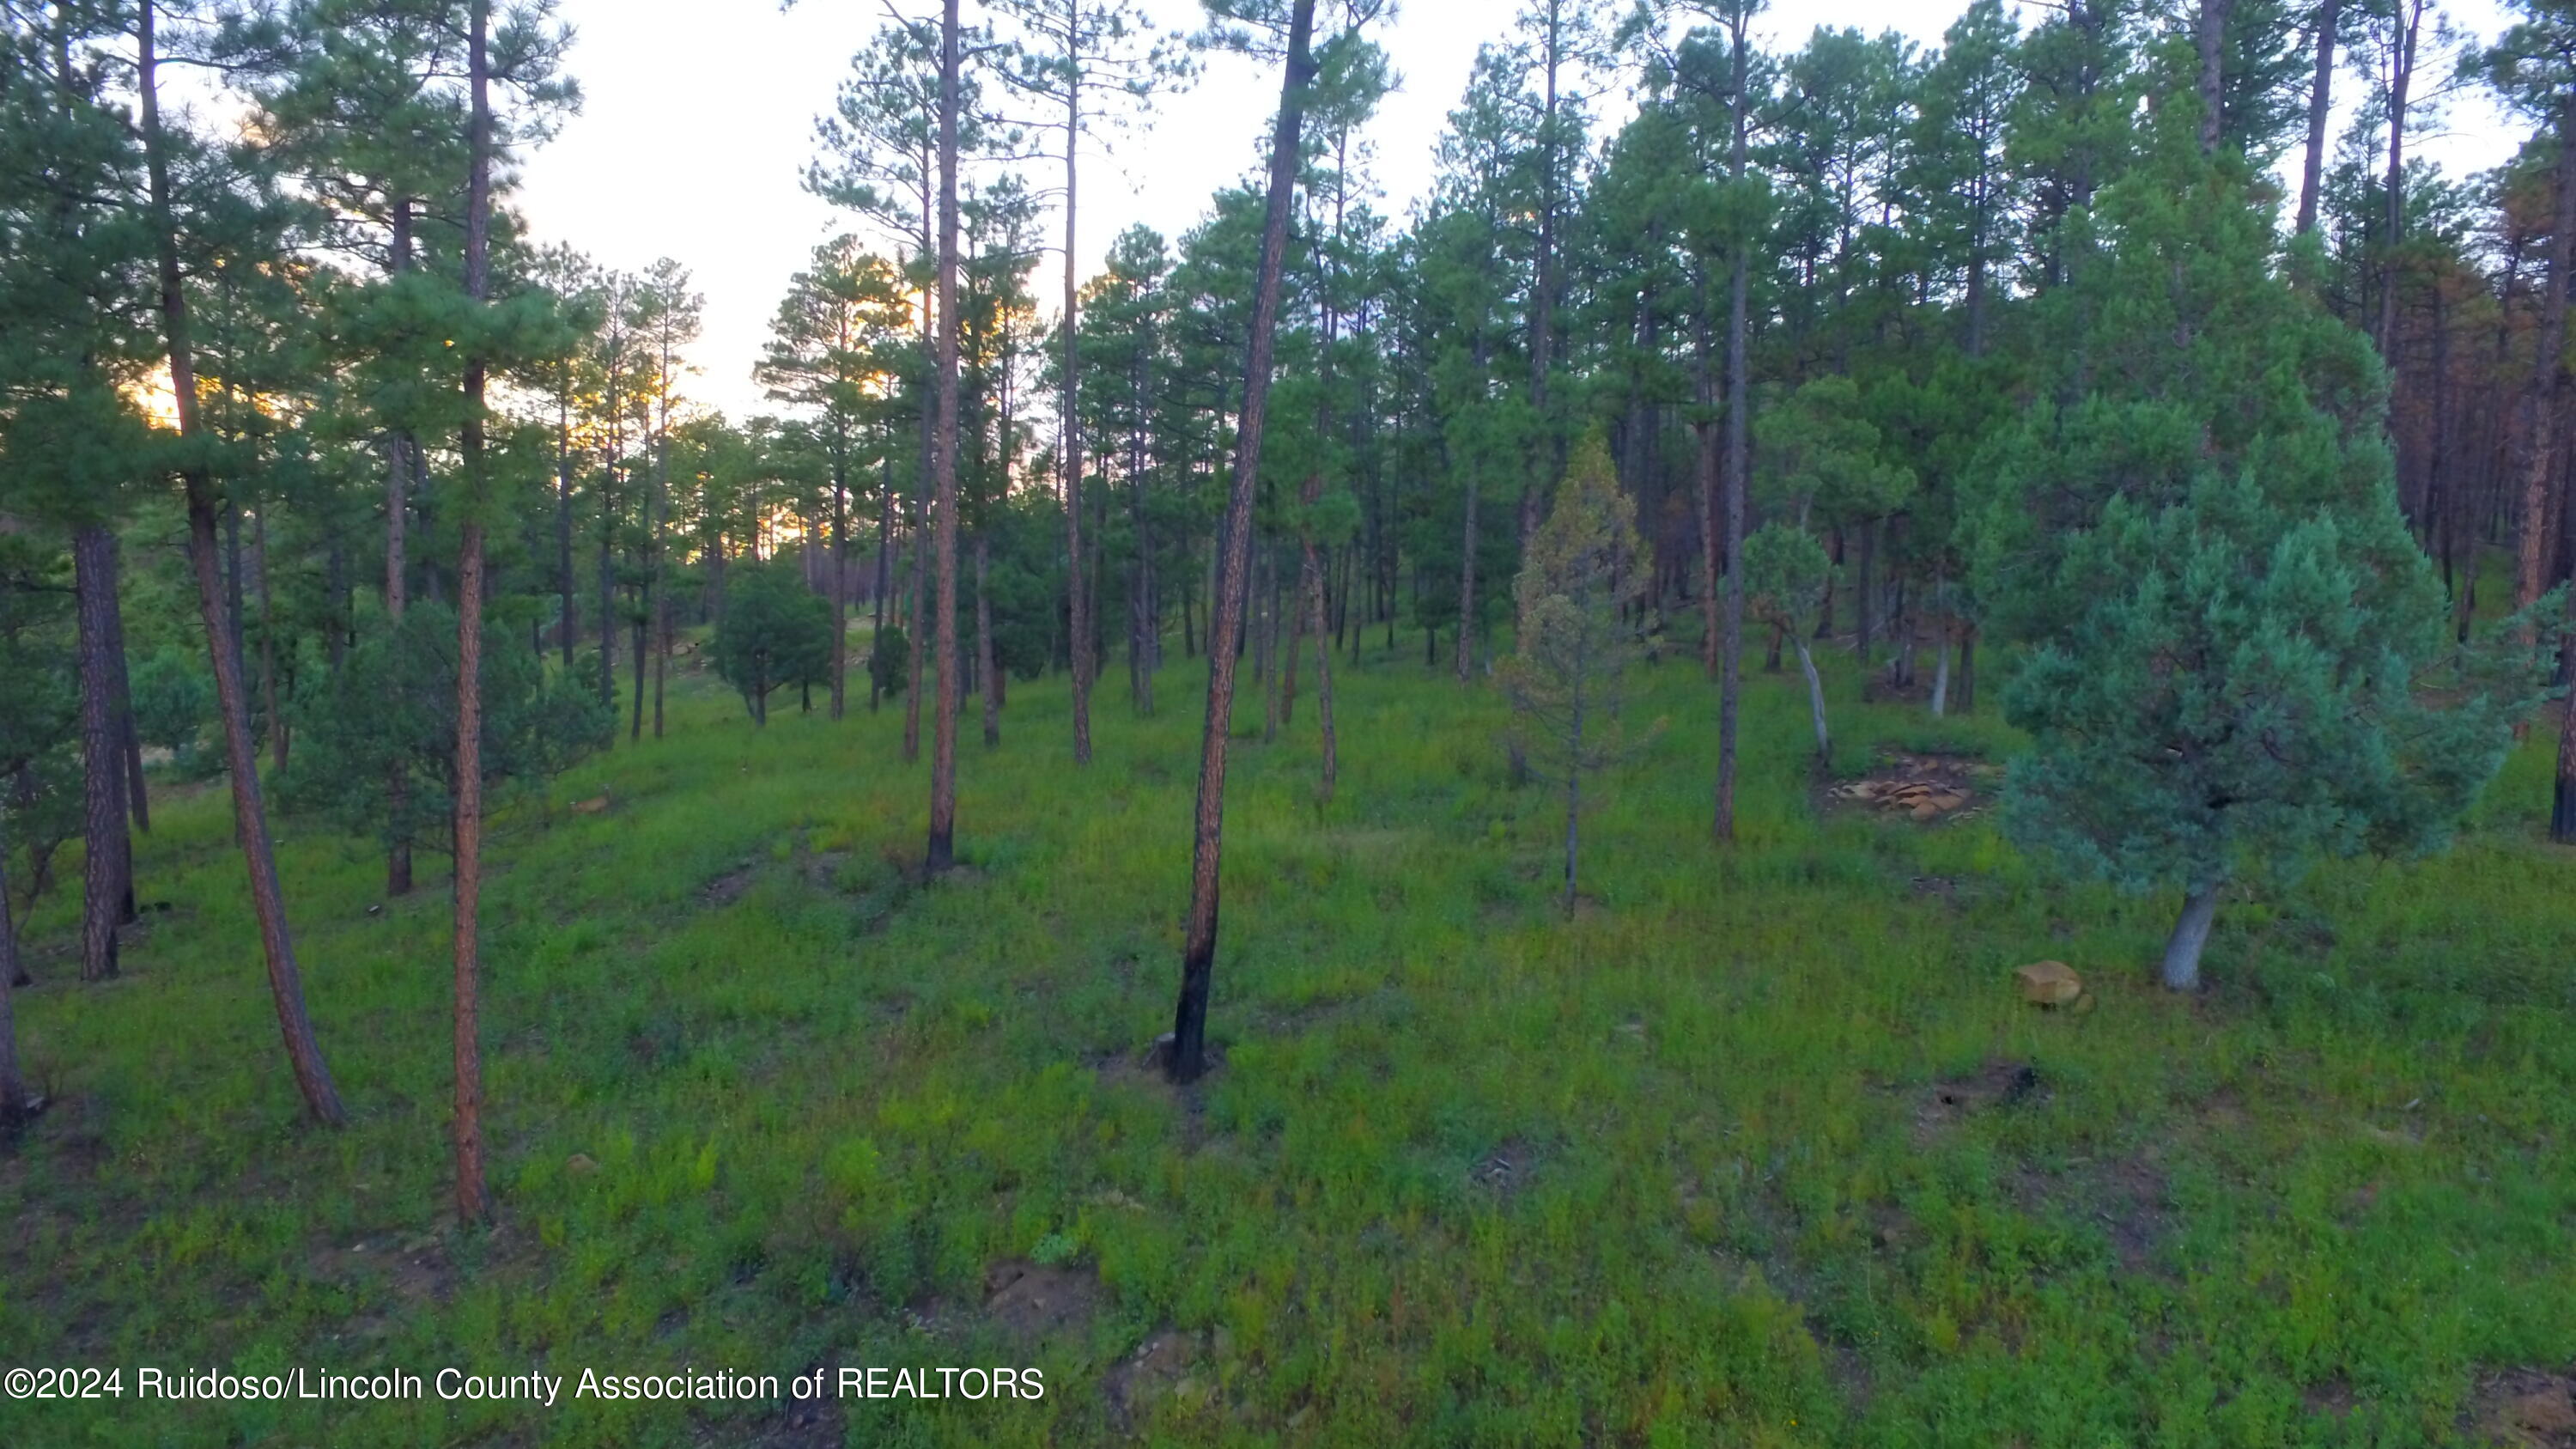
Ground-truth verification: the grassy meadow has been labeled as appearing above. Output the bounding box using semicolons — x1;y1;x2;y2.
2;621;2573;1447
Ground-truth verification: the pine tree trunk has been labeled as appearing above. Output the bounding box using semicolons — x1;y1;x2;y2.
2378;0;2422;355
255;508;285;776
2296;0;2337;235
830;472;848;721
1564;685;1583;918
2517;94;2576;624
450;0;496;1223
1855;520;1874;656
558;396;576;667
2161;884;2222;990
1174;0;1316;1085
0;827;22;1118
1457;476;1479;684
629;603;648;742
1305;537;1338;800
872;458;891;713
1282;548;1304;727
904;500;927;762
2552;630;2576;841
2196;0;2231;155
386;204;423;891
1794;637;1830;766
104;539;147;836
927;0;964;874
73;524;125;982
1064;72;1093;768
978;533;999;749
1712;14;1752;844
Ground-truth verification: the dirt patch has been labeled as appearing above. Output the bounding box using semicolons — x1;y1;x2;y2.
310;1233;453;1313
2305;1374;2357;1421
2010;1153;2171;1277
702;865;758;907
1914;1060;2041;1142
1469;1137;1538;1195
1827;752;2001;823
2092;1158;2170;1275
742;1363;846;1448
983;1259;1102;1341
1107;1330;1207;1427
2468;1370;2576;1447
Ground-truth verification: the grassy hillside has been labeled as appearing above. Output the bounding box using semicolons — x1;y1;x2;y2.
3;632;2572;1447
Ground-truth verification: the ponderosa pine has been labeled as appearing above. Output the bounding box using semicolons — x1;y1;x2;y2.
1171;0;1321;1085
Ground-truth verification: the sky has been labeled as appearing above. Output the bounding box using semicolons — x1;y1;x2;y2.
511;0;2529;423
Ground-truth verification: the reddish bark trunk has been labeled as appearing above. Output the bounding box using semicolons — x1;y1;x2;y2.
1171;0;1317;1084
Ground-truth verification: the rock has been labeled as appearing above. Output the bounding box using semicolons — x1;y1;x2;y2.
2015;960;2084;1007
570;795;611;815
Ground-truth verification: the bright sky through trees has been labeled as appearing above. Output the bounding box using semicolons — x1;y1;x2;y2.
515;0;2521;420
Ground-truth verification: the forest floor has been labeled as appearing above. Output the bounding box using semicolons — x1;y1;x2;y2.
2;626;2573;1448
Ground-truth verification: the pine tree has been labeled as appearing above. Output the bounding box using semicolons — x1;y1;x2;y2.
1170;0;1322;1085
1500;432;1649;916
1969;142;2530;990
1741;521;1835;764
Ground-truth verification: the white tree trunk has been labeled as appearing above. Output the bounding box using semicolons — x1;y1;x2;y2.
2161;884;2222;990
1794;638;1830;764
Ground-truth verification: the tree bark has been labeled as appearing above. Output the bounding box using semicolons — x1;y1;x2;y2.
148;0;346;1122
74;524;125;982
2196;0;2232;155
104;538;147;836
387;201;416;893
1713;12;1752;844
1563;691;1583;919
927;0;964;874
1063;56;1093;768
2554;605;2576;840
829;464;848;721
2296;0;2338;235
977;533;999;748
872;452;891;712
1306;538;1338;800
255;508;285;776
1172;0;1316;1084
2515;94;2576;625
557;389;576;667
451;0;496;1224
2161;883;2222;990
0;826;22;1118
1794;637;1831;765
904;494;927;761
2377;0;2421;356
1695;266;1720;678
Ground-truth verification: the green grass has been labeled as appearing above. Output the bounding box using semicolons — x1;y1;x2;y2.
3;623;2572;1447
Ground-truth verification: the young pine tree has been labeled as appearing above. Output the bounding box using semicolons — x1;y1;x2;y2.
1500;433;1651;917
1741;521;1834;766
1968;143;2533;992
